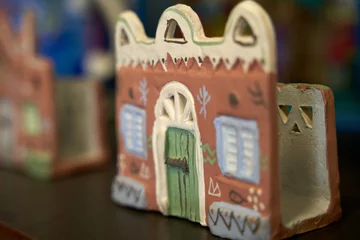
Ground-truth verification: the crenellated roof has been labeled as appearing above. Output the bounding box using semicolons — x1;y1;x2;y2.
115;1;276;73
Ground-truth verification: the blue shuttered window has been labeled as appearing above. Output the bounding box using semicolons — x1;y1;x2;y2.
214;116;260;184
120;104;147;159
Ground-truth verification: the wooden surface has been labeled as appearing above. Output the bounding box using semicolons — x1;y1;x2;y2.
0;133;358;240
0;222;32;240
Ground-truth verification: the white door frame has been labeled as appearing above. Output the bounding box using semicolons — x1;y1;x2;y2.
152;81;206;225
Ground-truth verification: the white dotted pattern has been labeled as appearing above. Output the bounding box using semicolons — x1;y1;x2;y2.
247;187;265;212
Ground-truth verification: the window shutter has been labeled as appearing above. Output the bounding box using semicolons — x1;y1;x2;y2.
121;104;147;158
214;116;259;184
133;111;145;153
239;129;256;179
221;125;238;175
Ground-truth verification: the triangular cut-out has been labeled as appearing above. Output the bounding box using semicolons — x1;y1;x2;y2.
234;17;257;46
120;29;129;46
291;123;301;134
239;17;253;36
278;105;292;124
299;106;313;128
164;19;187;44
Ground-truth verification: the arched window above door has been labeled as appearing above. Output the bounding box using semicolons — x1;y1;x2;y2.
157;87;194;125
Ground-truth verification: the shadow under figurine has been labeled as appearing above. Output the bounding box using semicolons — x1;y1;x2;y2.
0;10;109;179
112;1;341;239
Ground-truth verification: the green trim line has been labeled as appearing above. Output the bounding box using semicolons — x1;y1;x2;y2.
201;143;216;156
117;19;154;45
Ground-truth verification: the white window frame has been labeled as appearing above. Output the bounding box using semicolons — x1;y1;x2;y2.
214;116;260;184
120;104;147;159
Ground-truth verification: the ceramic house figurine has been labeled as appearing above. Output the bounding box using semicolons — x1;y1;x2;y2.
112;1;341;239
0;11;109;179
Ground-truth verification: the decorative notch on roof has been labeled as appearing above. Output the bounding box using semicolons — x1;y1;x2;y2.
115;1;276;73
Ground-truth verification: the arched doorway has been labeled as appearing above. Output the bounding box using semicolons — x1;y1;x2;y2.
152;82;206;225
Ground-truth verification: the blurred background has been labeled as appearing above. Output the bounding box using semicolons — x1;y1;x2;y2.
1;0;358;132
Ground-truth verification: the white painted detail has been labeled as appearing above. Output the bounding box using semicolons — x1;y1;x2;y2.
208;177;221;197
221;125;238;174
248;187;265;213
152;81;206;226
197;85;211;119
140;162;151;180
118;154;127;174
259;202;265;210
115;1;276;73
139;78;149;106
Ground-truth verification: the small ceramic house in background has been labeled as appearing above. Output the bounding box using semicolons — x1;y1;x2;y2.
0;10;109;179
112;1;341;239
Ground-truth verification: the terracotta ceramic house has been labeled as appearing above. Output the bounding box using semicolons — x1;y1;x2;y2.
112;1;341;239
0;11;109;179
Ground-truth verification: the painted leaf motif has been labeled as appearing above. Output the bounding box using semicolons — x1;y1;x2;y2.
197;85;211;119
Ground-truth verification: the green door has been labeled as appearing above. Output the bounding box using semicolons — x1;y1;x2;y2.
165;127;199;222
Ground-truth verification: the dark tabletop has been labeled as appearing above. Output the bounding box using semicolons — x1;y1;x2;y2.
0;133;359;240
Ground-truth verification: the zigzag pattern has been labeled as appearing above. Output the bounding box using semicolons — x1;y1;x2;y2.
208;208;261;236
119;54;266;74
118;51;265;73
204;157;217;165
116;181;141;203
201;143;216;156
201;143;217;165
